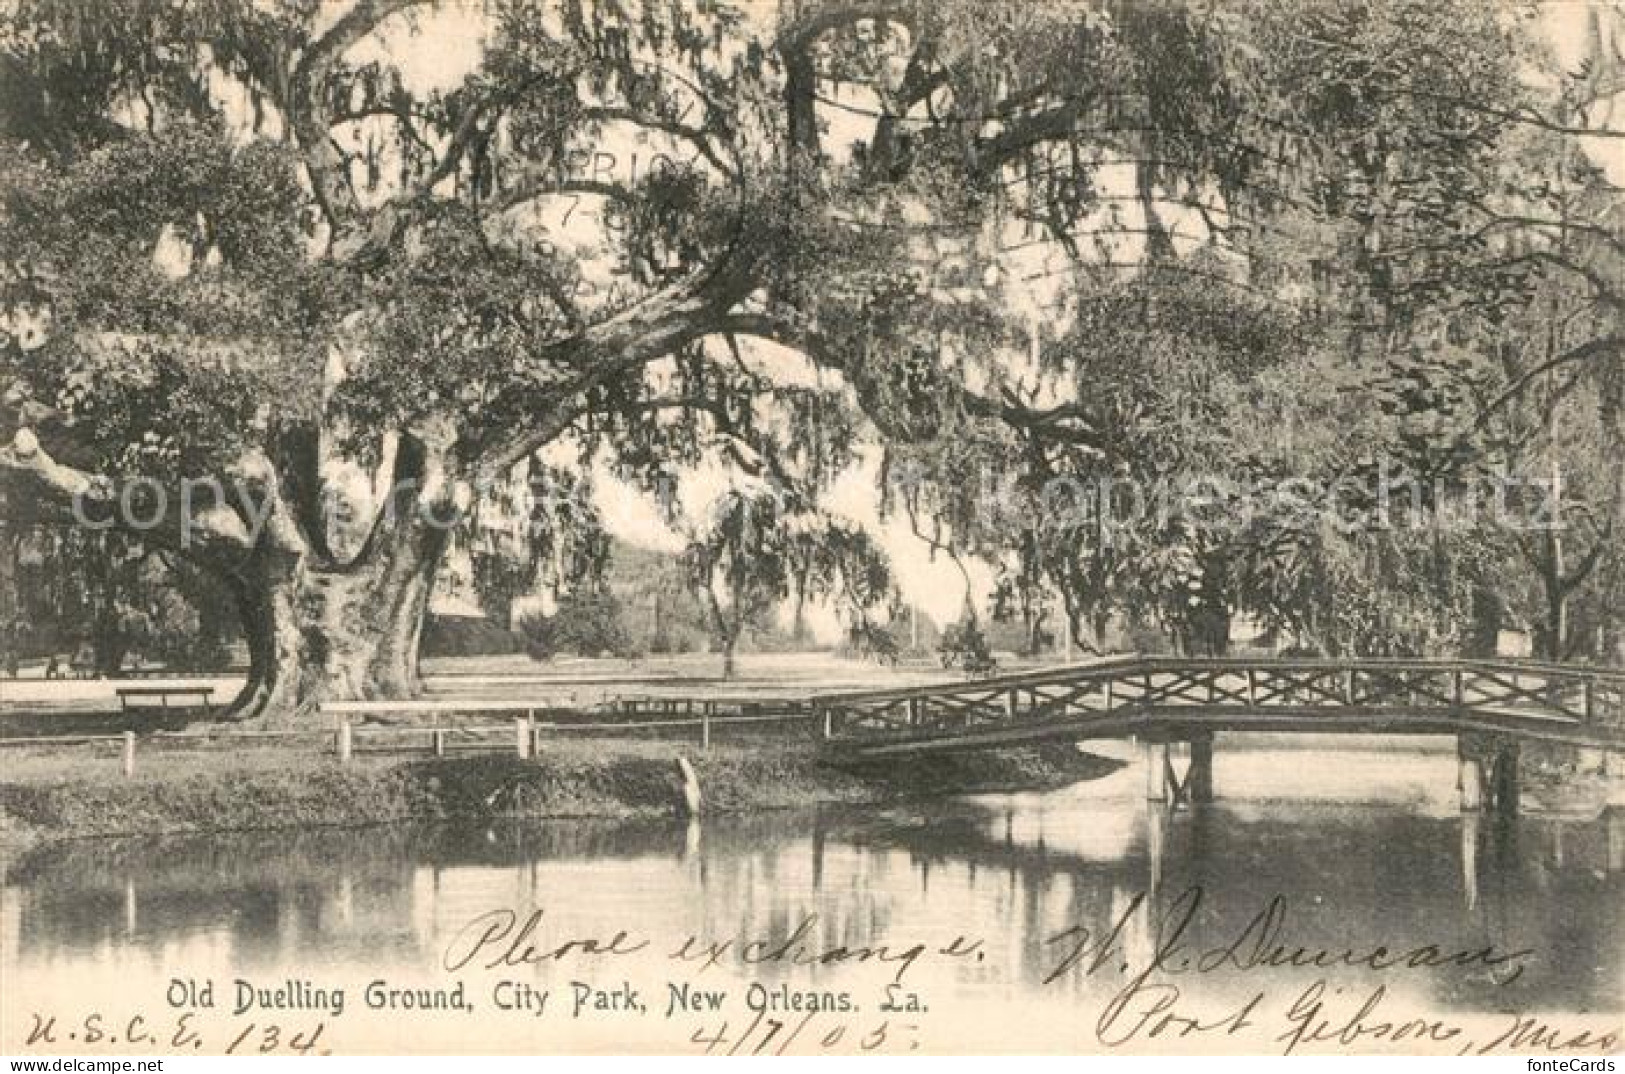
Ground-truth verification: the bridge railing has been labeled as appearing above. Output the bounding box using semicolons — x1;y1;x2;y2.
815;657;1625;748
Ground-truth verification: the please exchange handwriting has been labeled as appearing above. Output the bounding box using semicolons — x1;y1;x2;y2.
442;908;986;984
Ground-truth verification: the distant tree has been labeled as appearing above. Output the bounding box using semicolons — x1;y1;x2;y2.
788;517;897;650
614;544;708;655
682;486;895;677
990;549;1053;659
681;487;792;679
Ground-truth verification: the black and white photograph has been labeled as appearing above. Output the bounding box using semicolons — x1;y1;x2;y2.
1;0;1622;1058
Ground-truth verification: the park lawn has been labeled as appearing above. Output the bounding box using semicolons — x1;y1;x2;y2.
0;650;971;722
0;735;1122;852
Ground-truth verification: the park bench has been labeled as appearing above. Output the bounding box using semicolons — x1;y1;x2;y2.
116;686;215;714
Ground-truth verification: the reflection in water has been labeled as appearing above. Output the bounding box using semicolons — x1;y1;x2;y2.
3;748;1622;1050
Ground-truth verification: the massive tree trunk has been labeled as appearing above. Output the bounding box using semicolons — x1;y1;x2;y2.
220;440;459;722
225;523;446;722
3;415;467;722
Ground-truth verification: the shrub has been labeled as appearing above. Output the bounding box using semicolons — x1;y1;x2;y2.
421;615;524;658
938;618;998;677
838;621;900;665
518;588;635;660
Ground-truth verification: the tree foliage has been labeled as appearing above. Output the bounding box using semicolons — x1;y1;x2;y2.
2;0;1622;724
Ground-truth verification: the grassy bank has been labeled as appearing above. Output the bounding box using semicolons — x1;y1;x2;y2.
0;738;1122;853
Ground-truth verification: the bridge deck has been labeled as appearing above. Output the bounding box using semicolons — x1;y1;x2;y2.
813;657;1625;757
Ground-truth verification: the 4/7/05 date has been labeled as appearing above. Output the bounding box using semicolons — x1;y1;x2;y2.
687;1009;921;1056
23;1011;328;1056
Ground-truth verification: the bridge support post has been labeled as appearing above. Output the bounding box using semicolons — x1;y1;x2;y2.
1459;752;1487;812
1143;741;1170;803
1187;732;1214;804
1461;810;1482;912
1459;735;1519;817
1489;744;1519;816
1147;802;1169;892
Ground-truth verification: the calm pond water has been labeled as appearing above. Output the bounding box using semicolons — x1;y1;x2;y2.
3;739;1622;1054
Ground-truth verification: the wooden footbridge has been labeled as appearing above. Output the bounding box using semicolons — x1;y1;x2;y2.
815;657;1625;754
812;656;1625;811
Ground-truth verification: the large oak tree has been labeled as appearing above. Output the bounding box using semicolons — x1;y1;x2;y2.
0;0;1163;717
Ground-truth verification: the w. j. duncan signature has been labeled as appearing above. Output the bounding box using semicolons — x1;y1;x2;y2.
1043;884;1534;988
1042;885;1617;1053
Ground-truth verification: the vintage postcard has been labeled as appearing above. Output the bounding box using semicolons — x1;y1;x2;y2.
1;0;1622;1060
